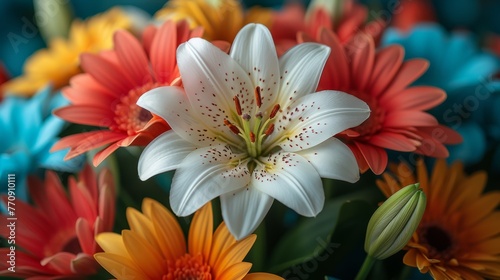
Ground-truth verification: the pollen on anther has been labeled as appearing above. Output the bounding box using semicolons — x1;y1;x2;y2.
254;86;262;108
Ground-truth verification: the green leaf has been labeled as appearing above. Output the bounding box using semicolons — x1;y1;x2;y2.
268;187;378;273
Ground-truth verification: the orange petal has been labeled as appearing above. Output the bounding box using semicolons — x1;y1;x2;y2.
148;198;187;261
188;202;213;261
243;272;284;280
209;222;237;267
214;234;256;279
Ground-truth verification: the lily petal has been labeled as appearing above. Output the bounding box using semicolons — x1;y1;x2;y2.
221;187;274;240
253;152;324;217
177;37;255;120
170;145;251;216
277;42;330;108
230;23;280;112
138;131;196;180
137;86;238;147
271;90;370;152
297;138;360;183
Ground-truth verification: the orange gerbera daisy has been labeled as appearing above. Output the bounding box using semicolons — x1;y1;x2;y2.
377;159;500;280
0;165;115;279
155;0;272;42
299;30;461;174
52;20;202;166
95;199;283;280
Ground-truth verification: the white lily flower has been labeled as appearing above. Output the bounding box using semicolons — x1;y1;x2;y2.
137;23;370;240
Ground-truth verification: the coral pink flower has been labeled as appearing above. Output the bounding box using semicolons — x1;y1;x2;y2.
301;30;462;174
0;165;115;279
392;0;436;31
272;0;385;54
53;20;202;166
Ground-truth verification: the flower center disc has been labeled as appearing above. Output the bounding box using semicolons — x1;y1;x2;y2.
113;83;161;135
165;254;212;280
348;91;384;137
420;224;456;260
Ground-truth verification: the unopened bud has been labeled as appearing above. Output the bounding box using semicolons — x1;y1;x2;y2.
364;183;426;260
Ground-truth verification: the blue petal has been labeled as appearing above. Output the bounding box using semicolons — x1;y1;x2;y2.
36;142;85;173
446;123;486;165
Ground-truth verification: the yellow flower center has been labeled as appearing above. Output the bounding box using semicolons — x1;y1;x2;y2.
113;83;162;135
164;253;212;280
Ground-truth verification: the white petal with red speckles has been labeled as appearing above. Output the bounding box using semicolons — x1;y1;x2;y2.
297;138;360;183
221;187;274;240
138;131;196;180
253;152;324;217
170;145;251;216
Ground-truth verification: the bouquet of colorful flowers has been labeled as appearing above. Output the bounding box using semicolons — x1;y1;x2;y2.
0;0;499;279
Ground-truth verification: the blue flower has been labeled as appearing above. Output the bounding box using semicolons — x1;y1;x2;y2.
382;24;500;165
0;86;84;200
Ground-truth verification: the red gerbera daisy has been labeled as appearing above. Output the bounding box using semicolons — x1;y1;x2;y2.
272;0;385;54
300;29;462;174
0;165;115;279
52;20;202;166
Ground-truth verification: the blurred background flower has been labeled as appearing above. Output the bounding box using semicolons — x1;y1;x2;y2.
383;24;500;166
0;86;83;200
1;7;137;97
0;165;116;279
51;20;202;166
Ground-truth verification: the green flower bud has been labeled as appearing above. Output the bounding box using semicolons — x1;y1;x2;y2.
34;0;73;42
364;183;426;260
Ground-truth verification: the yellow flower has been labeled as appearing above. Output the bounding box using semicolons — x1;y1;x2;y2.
377;159;500;280
2;8;132;97
95;199;283;280
155;0;272;42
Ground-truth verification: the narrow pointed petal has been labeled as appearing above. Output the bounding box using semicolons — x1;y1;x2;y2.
218;262;253;280
148;199;187;261
170;145;251;216
40;252;74;274
244;273;284;280
209;223;236;267
355;142;388;175
297;138;360;183
382;86;446;111
188;202;213;260
94;253;147;279
384;111;438;127
138;131;197;180
80;53;134;94
75;218;94;255
277;43;331;108
122;230;165;278
95;232;129;257
214;235;257;277
150;20;177;84
53;105;114;127
221;187;273;240
253;152;324;217
230;23;280;112
270;90;370;152
114;30;152;87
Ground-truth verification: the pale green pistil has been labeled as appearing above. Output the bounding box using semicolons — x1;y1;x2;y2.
224;86;280;159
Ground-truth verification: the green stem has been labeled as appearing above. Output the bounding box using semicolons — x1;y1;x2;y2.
354;255;376;280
